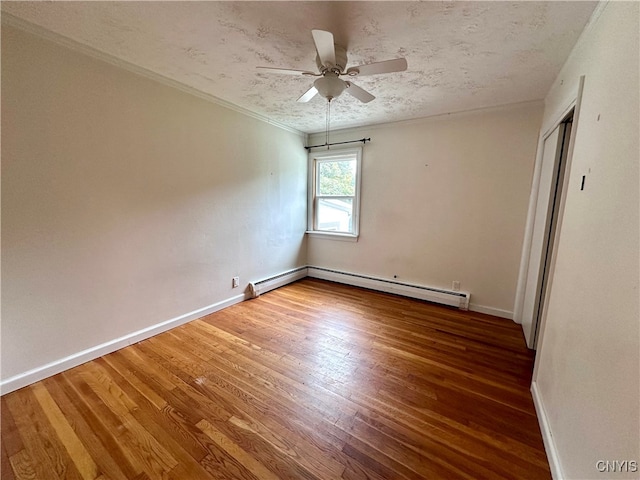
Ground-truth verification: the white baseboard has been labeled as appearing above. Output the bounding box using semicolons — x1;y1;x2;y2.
307;266;470;310
1;267;512;394
0;293;247;395
469;303;514;320
531;381;564;479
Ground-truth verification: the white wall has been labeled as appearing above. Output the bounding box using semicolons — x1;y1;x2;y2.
532;2;639;479
308;102;543;317
1;26;308;386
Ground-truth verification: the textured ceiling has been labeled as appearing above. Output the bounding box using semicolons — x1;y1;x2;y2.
2;1;597;133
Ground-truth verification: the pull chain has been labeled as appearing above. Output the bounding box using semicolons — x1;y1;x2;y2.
325;99;331;149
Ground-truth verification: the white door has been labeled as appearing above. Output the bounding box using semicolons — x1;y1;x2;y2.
521;125;566;348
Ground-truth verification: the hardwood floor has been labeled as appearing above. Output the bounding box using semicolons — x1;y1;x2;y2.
1;278;551;479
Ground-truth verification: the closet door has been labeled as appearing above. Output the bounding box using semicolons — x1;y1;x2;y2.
521;124;567;348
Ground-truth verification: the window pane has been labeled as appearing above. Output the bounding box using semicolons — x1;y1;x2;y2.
317;198;353;232
318;160;356;196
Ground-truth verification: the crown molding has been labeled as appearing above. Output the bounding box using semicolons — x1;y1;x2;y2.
1;12;306;137
308;99;544;136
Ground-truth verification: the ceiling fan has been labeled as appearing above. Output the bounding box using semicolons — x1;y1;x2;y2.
257;29;408;104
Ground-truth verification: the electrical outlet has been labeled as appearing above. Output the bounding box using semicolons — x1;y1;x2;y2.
232;276;239;288
452;281;460;292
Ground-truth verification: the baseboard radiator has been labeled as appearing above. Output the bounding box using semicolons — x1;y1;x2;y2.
249;266;470;310
248;267;309;298
249;266;471;310
307;267;469;310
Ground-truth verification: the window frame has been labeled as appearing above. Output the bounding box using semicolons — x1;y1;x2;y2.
307;147;362;241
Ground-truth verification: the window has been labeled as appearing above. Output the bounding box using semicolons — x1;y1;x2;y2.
307;147;362;239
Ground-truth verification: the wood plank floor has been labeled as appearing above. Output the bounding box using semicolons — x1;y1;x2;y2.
1;278;551;479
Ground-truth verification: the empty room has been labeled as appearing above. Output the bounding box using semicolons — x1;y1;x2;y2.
1;1;638;479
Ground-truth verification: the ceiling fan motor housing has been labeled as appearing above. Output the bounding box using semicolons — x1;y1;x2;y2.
316;45;348;73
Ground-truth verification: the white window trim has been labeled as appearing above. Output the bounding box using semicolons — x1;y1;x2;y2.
307;147;362;240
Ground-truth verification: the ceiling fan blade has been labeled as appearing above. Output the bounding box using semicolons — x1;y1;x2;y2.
256;66;318;76
311;29;336;68
345;58;408;77
344;82;375;103
297;86;318;103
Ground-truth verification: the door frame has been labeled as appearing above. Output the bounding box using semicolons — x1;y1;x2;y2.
514;76;585;349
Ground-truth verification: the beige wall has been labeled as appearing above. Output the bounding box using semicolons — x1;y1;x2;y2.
1;26;308;382
308;102;543;317
533;2;639;479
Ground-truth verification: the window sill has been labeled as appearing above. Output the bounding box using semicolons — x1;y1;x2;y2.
306;231;359;242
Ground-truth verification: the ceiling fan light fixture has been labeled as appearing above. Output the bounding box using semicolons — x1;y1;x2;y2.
313;75;346;101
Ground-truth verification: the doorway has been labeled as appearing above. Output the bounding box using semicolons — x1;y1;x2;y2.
520;111;574;349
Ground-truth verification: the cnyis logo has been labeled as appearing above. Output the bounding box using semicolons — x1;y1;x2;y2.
596;460;638;473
